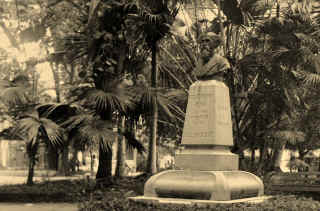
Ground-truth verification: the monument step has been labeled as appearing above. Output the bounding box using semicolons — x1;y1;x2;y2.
129;195;273;206
143;170;264;201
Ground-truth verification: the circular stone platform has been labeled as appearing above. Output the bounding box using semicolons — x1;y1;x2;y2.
143;170;264;201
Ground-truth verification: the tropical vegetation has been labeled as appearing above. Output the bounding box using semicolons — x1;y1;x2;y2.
1;0;320;209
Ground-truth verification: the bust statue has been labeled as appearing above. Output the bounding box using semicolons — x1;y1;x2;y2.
194;32;230;83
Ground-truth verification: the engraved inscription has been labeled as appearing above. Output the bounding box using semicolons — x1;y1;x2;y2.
184;94;210;130
216;88;230;124
183;91;213;138
183;131;214;137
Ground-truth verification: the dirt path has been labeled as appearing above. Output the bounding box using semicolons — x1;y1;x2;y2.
0;203;77;211
0;175;84;185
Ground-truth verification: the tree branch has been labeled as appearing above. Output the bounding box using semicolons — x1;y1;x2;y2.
47;0;64;8
0;21;20;49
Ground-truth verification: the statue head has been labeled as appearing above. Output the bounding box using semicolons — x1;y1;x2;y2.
198;32;222;63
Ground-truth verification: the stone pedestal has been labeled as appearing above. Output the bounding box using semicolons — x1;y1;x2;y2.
175;146;238;171
175;80;238;170
144;170;264;201
130;80;265;203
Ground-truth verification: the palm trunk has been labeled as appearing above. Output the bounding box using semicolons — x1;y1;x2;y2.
276;0;280;19
27;153;36;185
96;143;113;183
115;116;126;177
274;143;285;172
26;141;39;186
47;145;59;170
89;148;94;176
257;140;268;174
58;147;69;176
217;0;226;55
147;41;158;174
52;63;61;103
251;146;255;170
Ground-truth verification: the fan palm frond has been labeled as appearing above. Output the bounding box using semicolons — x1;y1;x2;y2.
40;118;64;147
18;111;41;136
62;113;114;151
17;110;64;147
78;118;115;151
36;103;81;123
61;112;96;129
294;71;320;86
68;82;134;115
87;88;133;115
131;85;180;122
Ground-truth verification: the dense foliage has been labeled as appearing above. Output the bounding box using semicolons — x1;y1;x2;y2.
1;0;320;197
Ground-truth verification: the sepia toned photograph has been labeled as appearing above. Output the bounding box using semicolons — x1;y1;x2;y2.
0;0;319;210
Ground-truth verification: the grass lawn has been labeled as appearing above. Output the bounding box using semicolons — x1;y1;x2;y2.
1;174;320;210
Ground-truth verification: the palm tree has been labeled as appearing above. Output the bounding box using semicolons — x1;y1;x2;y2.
17;111;64;185
137;0;181;174
36;103;79;174
59;0;180;178
62;108;145;181
114;115;126;177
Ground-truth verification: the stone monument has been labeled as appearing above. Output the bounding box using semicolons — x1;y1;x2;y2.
130;32;265;204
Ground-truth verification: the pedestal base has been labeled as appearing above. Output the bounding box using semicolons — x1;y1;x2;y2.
144;170;264;201
175;146;239;171
129;195;272;206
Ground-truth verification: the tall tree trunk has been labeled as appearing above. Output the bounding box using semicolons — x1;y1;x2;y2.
96;143;113;184
217;0;226;55
58;147;69;176
115;116;126;177
51;63;61;103
257;140;268;174
26;141;39;186
27;154;36;186
251;146;255;170
47;145;59;170
276;0;280;18
89;147;94;176
52;62;70;175
274;143;285;172
147;41;158;174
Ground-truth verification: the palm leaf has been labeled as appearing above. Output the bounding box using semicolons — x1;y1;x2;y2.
63;113;115;152
70;85;133;115
18;111;40;133
132;86;179;122
89;88;133;114
79;119;115;152
18;116;41;146
293;71;320;86
40;118;64;147
36;103;81;123
61;113;96;129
